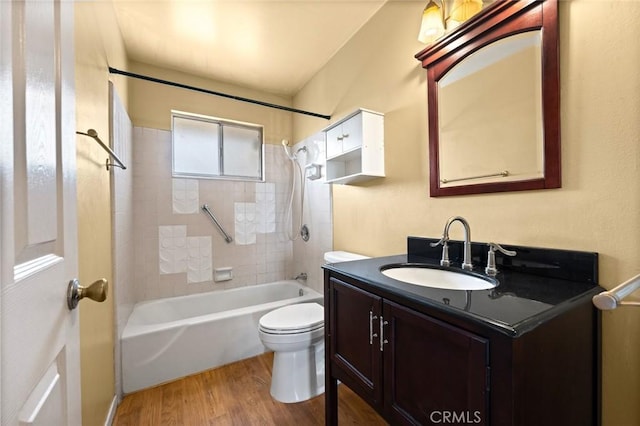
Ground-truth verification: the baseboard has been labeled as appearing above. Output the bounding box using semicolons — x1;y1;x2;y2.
104;395;118;426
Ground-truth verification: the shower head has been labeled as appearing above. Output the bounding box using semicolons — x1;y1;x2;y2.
282;140;307;160
282;139;294;159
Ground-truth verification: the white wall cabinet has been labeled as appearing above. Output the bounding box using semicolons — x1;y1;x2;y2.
324;109;384;184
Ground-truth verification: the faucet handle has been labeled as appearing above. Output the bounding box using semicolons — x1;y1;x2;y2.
485;243;517;277
430;236;448;247
488;242;517;257
430;237;451;267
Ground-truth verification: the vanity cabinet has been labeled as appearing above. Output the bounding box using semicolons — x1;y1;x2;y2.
383;300;488;425
324;269;599;426
328;277;488;425
324;109;384;184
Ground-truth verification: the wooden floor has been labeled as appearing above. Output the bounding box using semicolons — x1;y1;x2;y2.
113;352;387;425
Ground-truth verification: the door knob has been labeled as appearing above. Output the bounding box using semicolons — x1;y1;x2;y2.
67;278;108;310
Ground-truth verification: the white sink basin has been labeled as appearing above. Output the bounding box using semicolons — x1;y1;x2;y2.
381;265;496;291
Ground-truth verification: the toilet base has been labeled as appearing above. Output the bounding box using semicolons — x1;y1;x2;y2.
270;342;325;403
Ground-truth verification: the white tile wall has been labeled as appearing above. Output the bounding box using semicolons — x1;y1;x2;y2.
110;83;134;399
256;182;276;234
291;133;334;294
187;236;212;283
131;128;298;301
234;202;257;245
159;225;188;274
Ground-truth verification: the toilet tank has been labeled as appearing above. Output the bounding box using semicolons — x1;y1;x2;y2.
324;251;369;263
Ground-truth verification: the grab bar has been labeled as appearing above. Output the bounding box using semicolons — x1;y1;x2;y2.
440;170;509;184
201;204;233;243
593;273;640;310
76;129;127;170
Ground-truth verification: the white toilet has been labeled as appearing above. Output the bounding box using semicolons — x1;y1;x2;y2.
259;302;325;403
323;250;369;264
258;251;369;403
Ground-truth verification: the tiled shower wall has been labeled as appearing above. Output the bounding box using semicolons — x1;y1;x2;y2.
291;134;333;294
131;127;298;301
110;83;134;398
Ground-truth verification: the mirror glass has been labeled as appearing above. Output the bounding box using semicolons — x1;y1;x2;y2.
437;31;543;188
415;0;560;197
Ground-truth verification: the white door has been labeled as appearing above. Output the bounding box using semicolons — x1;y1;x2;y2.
1;0;81;425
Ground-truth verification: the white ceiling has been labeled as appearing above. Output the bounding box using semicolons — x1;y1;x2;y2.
112;0;388;96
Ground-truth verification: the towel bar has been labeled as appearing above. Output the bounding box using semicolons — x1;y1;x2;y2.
593;273;640;310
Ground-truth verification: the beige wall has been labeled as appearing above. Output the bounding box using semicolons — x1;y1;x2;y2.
293;1;640;425
127;60;293;144
75;3;129;425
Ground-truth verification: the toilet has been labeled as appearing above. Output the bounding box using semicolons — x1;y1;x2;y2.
258;250;369;403
323;250;369;264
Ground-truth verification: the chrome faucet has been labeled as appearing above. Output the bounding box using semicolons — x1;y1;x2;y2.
431;216;473;271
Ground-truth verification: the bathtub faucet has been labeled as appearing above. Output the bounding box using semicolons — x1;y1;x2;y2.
294;273;307;282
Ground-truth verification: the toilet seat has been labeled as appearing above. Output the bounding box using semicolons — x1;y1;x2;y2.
259;302;324;335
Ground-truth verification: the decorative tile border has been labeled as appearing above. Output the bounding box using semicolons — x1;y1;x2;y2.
172;178;199;214
234;202;257;245
256;182;276;234
187;236;212;283
159;225;187;274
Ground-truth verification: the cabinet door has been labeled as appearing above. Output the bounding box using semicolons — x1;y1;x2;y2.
341;112;363;152
325;125;343;158
382;300;489;425
328;278;383;407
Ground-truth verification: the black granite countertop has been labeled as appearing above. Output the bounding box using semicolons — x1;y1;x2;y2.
323;237;603;337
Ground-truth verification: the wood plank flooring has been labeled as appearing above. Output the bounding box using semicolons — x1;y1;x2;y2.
113;352;387;425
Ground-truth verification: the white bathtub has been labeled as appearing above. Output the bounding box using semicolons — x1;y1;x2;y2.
121;280;323;393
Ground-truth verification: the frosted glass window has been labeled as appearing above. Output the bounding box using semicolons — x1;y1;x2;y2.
172;111;264;181
223;125;262;178
173;116;220;176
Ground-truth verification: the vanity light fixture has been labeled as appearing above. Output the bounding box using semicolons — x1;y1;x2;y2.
418;0;445;44
450;0;483;22
418;0;484;44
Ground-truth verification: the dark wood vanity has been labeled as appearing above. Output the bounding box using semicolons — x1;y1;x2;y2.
323;238;601;425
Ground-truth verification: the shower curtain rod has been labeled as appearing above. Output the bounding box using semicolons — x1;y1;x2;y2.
108;67;331;120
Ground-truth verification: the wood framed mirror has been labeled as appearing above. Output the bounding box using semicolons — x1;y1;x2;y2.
415;0;560;197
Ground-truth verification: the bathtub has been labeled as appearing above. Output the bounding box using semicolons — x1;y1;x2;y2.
121;280;323;393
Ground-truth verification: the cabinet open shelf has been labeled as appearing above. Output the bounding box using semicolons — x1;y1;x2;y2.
325;147;384;184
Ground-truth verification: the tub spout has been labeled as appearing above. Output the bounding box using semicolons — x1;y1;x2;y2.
295;273;308;281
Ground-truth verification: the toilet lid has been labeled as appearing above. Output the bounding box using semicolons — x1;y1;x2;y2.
259;303;324;333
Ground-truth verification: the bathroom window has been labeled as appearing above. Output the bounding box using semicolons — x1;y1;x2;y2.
172;111;264;181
